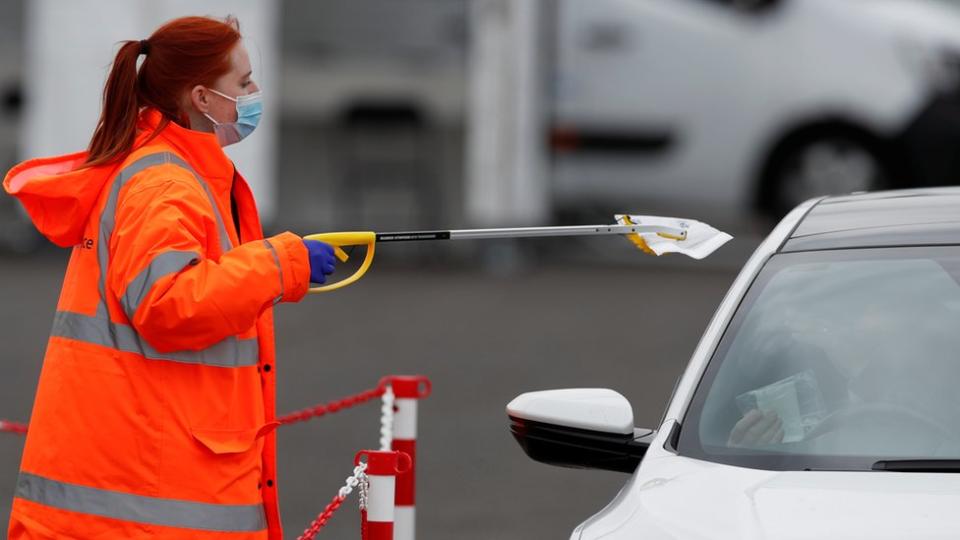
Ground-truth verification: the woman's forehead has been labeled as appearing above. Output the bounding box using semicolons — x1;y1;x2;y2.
229;44;252;76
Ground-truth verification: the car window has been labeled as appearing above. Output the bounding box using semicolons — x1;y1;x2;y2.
679;246;960;470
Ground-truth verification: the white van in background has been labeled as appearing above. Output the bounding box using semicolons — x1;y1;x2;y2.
549;0;960;220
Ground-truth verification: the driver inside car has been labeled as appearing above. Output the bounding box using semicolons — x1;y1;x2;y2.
727;295;960;450
726;327;847;449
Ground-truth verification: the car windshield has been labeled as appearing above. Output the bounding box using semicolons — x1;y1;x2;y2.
678;246;960;471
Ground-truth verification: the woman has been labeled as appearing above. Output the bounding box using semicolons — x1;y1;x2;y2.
3;16;336;539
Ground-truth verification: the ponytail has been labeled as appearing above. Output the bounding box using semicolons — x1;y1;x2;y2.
84;17;242;167
85;40;144;167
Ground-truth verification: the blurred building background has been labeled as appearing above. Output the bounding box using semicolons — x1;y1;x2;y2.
0;1;30;253
0;0;473;251
1;0;959;538
3;0;960;251
278;0;469;233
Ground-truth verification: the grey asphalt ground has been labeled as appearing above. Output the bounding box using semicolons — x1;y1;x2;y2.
0;236;755;539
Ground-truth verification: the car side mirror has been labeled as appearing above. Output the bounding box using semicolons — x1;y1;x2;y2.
506;388;656;474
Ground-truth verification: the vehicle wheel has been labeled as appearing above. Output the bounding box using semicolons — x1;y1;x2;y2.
761;131;889;220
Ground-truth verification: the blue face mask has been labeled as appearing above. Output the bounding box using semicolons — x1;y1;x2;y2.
204;88;263;146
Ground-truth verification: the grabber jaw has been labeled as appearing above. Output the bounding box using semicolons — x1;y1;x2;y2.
625;229;655;255
619;215;685;255
615;214;732;260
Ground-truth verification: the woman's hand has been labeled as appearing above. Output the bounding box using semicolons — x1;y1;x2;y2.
303;239;337;284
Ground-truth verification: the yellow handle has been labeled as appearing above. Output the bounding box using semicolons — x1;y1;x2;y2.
303;232;376;293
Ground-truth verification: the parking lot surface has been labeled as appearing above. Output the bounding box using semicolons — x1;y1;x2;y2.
0;243;747;538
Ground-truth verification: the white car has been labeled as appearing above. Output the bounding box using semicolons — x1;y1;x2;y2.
551;0;960;219
508;189;960;539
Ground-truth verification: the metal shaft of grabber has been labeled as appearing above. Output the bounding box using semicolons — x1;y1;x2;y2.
382;376;431;540
357;450;412;540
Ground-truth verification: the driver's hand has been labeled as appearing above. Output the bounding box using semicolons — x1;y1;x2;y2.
728;409;784;448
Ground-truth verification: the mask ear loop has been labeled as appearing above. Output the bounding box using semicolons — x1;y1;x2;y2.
207;88;238;103
203;112;222;127
204;88;241;129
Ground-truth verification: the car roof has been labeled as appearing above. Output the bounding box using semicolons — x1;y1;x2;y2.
780;188;960;253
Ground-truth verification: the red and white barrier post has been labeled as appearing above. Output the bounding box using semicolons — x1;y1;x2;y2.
381;376;431;540
356;450;411;540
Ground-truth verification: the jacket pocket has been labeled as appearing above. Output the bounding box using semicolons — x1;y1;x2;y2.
191;422;279;455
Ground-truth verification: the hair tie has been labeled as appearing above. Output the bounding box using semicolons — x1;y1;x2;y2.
139;40;150;56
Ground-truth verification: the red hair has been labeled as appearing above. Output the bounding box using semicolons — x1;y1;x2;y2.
85;16;241;166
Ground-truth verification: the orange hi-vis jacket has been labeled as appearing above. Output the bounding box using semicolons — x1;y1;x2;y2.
2;109;311;539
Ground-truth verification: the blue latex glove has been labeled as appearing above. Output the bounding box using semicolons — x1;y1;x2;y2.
303;239;337;284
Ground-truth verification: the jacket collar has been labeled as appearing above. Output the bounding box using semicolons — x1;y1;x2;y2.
137;109;234;197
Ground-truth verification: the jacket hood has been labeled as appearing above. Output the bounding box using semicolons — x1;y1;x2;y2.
3;151;117;247
2;109;233;248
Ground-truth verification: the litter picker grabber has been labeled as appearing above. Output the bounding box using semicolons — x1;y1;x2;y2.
303;214;732;293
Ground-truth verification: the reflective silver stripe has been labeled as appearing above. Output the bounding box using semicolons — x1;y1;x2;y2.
97;153;173;316
120;250;200;319
81;151;257;368
51;311;259;367
16;472;266;532
166;154;235;254
97;152;233;310
263;240;284;304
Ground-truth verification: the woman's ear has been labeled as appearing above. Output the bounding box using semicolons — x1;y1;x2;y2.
189;85;211;114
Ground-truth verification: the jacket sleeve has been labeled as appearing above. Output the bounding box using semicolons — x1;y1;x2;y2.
107;177;310;353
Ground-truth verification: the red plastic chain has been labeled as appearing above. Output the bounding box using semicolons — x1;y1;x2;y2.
277;386;386;426
297;493;347;540
5;380;399;540
0;420;28;435
1;384;388;436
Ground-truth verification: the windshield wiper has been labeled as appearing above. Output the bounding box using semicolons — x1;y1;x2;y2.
872;459;960;472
